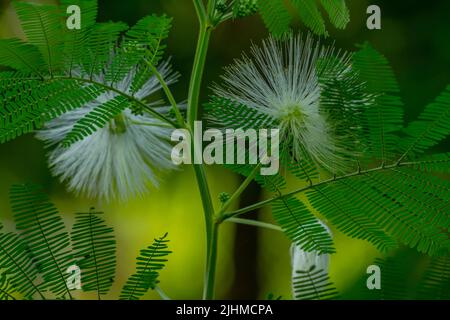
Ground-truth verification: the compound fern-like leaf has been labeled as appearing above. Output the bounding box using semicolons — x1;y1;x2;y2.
71;209;116;298
0;232;45;299
293;267;339;300
10;184;74;298
120;233;171;300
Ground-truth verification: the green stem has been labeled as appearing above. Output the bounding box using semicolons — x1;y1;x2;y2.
188;0;217;300
193;0;208;22
144;60;186;127
217;163;262;221
187;24;212;127
226;218;283;232
203;222;219;300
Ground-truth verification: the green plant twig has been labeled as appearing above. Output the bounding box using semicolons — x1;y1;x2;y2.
226;218;283;232
143;59;186;127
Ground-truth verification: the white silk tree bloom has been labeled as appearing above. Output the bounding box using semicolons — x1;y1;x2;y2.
36;63;178;202
214;35;353;172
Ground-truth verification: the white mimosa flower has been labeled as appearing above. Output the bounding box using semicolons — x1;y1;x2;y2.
214;35;353;172
36;63;178;202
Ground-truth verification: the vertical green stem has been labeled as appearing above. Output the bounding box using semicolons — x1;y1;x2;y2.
187;25;212;127
204;222;219;300
188;1;216;300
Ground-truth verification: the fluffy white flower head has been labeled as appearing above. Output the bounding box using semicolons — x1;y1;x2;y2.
36;63;178;202
214;35;351;172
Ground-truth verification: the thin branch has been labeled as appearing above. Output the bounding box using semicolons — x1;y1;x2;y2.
155;286;171;300
226;218;283;232
143;59;186;127
217;163;263;221
193;0;208;25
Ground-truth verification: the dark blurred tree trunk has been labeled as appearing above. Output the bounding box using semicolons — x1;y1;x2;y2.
226;179;262;299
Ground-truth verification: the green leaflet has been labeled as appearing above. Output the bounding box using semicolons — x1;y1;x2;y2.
257;0;292;38
272;196;335;254
399;86;450;161
0;79;105;144
257;0;350;37
10;183;74;298
319;0;350;29
0;39;46;75
293;268;339;300
82;22;129;78
353;42;404;164
71;210;116;297
354;256;411;300
60;0;99;74
336;175;450;256
317;54;370;161
292;0;328;36
348;254;450;300
61;95;130;147
418;256;450;300
120;233;172;300
307;185;398;253
0;272;16;300
0;232;44;299
411;153;450;173
14;1;64;75
126;15;173;94
205;96;277;131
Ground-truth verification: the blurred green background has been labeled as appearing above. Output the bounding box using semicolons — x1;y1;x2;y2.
0;0;449;299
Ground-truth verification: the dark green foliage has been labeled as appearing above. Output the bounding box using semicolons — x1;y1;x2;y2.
257;0;350;37
335;175;450;256
233;0;258;18
399;86;450;162
412;153;450;173
307;185;398;253
319;0;350;29
0;272;16;300
120;233;171;300
293;267;339;300
348;253;450;300
353;42;404;164
0;232;44;299
272;196;335;254
71;209;116;297
357;257;410;300
0;1;172;145
0;77;105;144
14;1;64;75
61;96;129;147
205;96;276;131
317;54;371;159
0;39;46;74
257;0;292;38
418;256;450;300
292;0;328;36
10;183;74;298
0;184;171;300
